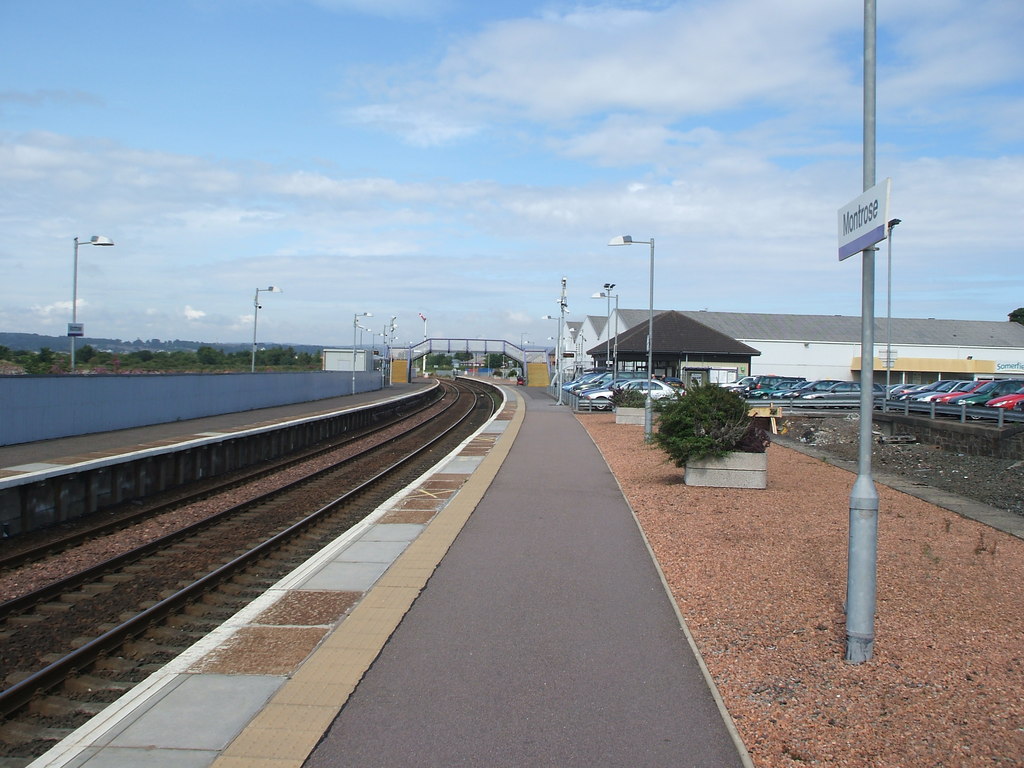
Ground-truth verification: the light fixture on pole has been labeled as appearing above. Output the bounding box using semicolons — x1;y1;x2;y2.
352;311;373;394
884;218;901;403
251;286;282;372
609;235;655;440
69;235;115;372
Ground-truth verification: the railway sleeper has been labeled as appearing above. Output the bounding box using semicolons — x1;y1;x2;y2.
123;638;188;659
0;717;71;746
28;694;106;719
62;674;132;696
145;625;207;644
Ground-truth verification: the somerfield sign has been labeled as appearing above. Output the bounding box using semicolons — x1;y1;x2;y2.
838;178;892;261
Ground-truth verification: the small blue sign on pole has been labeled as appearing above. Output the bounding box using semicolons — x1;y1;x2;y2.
838;178;891;261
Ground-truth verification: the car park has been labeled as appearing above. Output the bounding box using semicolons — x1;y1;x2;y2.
747;380;805;399
949;379;1024;406
930;380;993;405
800;380;885;399
898;379;963;401
985;388;1024;409
904;380;972;402
576;378;680;409
733;375;805;397
777;379;842;398
570;371;646;396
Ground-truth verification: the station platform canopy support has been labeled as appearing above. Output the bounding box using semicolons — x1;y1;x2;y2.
390;338;551;386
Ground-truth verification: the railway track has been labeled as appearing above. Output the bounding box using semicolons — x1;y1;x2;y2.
0;384;447;573
0;378;498;765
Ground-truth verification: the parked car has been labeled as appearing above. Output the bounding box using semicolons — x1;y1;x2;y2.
747;380;805;399
562;371;607;392
578;378;680;409
733;375;805;398
897;379;963;401
570;371;646;395
778;379;842;398
985;388;1024;409
950;379;1024;406
800;381;885;400
722;376;756;392
905;380;972;402
931;380;993;405
886;382;926;399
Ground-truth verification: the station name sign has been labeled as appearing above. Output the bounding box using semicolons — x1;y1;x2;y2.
837;178;892;261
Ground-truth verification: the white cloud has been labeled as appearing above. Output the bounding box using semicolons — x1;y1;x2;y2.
184;306;207;321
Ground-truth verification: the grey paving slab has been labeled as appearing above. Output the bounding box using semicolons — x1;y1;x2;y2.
301;559;392;591
68;746;219;768
439;455;483;473
98;674;281;751
364;523;425;541
337;539;411;563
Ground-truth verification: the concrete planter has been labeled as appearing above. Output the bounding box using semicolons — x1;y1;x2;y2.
684;451;767;489
615;406;646;425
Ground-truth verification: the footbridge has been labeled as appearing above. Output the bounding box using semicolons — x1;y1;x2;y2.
390;338;552;386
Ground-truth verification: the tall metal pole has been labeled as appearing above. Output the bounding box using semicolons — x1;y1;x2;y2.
847;0;879;664
251;289;261;373
645;239;655;441
71;238;81;372
884;218;901;401
556;277;567;405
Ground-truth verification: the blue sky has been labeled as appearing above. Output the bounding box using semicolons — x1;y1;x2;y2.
2;0;1022;349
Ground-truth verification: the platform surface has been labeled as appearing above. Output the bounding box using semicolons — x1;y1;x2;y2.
26;383;750;768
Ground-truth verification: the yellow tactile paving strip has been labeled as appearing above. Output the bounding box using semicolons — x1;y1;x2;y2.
210;388;525;768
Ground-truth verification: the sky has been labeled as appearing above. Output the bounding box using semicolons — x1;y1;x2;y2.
2;0;1022;351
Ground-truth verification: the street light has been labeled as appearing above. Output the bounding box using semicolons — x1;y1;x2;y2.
884;218;901;403
69;235;115;371
542;313;563;404
609;235;655;440
353;311;373;394
251;286;282;372
591;283;618;374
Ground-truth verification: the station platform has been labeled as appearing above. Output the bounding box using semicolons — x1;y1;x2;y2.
25;383;751;768
0;383;432;479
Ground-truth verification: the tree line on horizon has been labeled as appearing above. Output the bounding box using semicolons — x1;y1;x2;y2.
0;344;321;375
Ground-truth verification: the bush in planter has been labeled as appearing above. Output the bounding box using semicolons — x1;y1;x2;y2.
610;387;648;409
652;382;769;466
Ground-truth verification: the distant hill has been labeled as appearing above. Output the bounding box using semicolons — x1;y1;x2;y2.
0;332;326;356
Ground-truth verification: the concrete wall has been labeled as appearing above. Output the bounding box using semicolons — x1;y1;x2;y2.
0;371;383;446
874;412;1024;460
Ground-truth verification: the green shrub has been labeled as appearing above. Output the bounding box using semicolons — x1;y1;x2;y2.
653;383;768;466
610;387;647;408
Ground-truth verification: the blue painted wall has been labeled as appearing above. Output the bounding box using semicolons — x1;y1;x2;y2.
0;371;382;446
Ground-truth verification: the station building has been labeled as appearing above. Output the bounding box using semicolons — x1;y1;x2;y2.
574;309;1024;386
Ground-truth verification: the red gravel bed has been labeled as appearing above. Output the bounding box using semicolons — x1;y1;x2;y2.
579;413;1024;768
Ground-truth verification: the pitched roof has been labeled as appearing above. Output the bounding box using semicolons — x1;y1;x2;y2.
676;311;1024;348
588;310;760;357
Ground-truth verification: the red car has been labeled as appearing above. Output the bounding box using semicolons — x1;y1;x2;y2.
931;380;992;405
985;388;1024;409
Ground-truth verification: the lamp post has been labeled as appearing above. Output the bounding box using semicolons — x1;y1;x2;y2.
251;286;282;372
591;283;617;374
542;312;564;404
352;311;372;394
609;235;655;440
884;218;901;403
70;235;115;371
